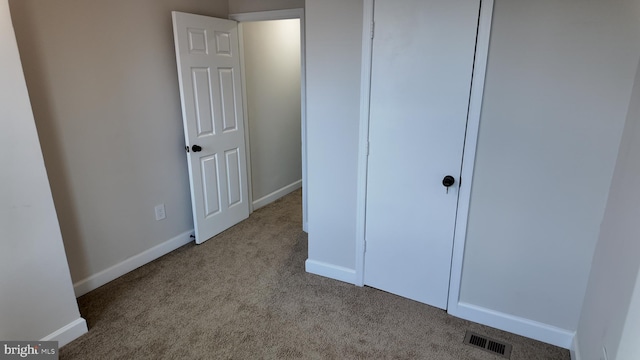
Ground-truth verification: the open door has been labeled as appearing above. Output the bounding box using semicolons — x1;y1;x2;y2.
172;12;249;244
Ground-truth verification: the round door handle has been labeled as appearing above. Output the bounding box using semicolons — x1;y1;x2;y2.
191;145;202;152
442;175;455;187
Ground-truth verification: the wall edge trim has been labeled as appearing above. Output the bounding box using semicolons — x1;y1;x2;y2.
40;317;88;347
571;335;581;360
72;230;194;297
450;301;575;349
447;0;495;311
253;179;302;210
229;8;303;22
305;259;356;284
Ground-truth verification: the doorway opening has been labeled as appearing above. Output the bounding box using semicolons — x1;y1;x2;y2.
230;10;307;232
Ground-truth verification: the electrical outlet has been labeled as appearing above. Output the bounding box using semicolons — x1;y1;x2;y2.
601;346;609;360
154;204;166;221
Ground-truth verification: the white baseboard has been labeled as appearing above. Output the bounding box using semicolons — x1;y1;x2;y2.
449;302;575;349
305;259;356;284
41;317;88;347
253;179;302;210
73;230;194;297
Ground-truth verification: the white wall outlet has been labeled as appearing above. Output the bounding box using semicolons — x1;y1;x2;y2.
154;204;166;221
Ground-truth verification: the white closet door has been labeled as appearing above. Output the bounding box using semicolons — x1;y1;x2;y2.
364;0;480;309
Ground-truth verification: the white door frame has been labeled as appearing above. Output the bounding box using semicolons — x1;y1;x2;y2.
355;0;495;314
229;9;308;232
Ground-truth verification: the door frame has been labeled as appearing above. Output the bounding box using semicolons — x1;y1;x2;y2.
354;0;495;314
229;9;308;232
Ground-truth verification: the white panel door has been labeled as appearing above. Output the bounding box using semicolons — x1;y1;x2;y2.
364;0;480;309
172;12;249;244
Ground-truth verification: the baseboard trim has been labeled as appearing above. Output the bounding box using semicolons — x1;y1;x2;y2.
305;259;356;284
40;317;88;347
253;180;302;210
450;302;575;349
73;229;194;297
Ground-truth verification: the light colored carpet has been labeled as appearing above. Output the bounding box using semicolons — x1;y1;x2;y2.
61;189;570;359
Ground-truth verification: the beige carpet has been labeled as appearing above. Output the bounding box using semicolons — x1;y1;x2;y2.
61;190;570;359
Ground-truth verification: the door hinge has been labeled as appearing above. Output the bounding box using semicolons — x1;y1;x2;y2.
370;21;375;39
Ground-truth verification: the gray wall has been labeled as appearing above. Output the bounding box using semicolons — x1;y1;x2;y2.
242;19;302;205
9;0;228;286
576;58;640;360
304;0;640;343
0;0;85;344
229;0;303;14
305;0;363;269
460;0;640;331
617;273;640;360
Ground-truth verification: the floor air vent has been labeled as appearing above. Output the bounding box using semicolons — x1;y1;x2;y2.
464;331;512;358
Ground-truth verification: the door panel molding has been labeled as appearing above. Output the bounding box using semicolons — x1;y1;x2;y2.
172;12;250;244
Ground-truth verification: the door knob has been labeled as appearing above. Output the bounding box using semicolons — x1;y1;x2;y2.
442;175;455;187
191;144;202;152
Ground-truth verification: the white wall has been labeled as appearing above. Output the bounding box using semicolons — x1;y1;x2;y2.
576;57;640;360
304;0;640;347
242;19;302;206
229;0;303;14
305;0;363;274
0;0;86;345
9;0;228;293
460;0;640;332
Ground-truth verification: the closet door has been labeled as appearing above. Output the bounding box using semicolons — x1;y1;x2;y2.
364;0;480;309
